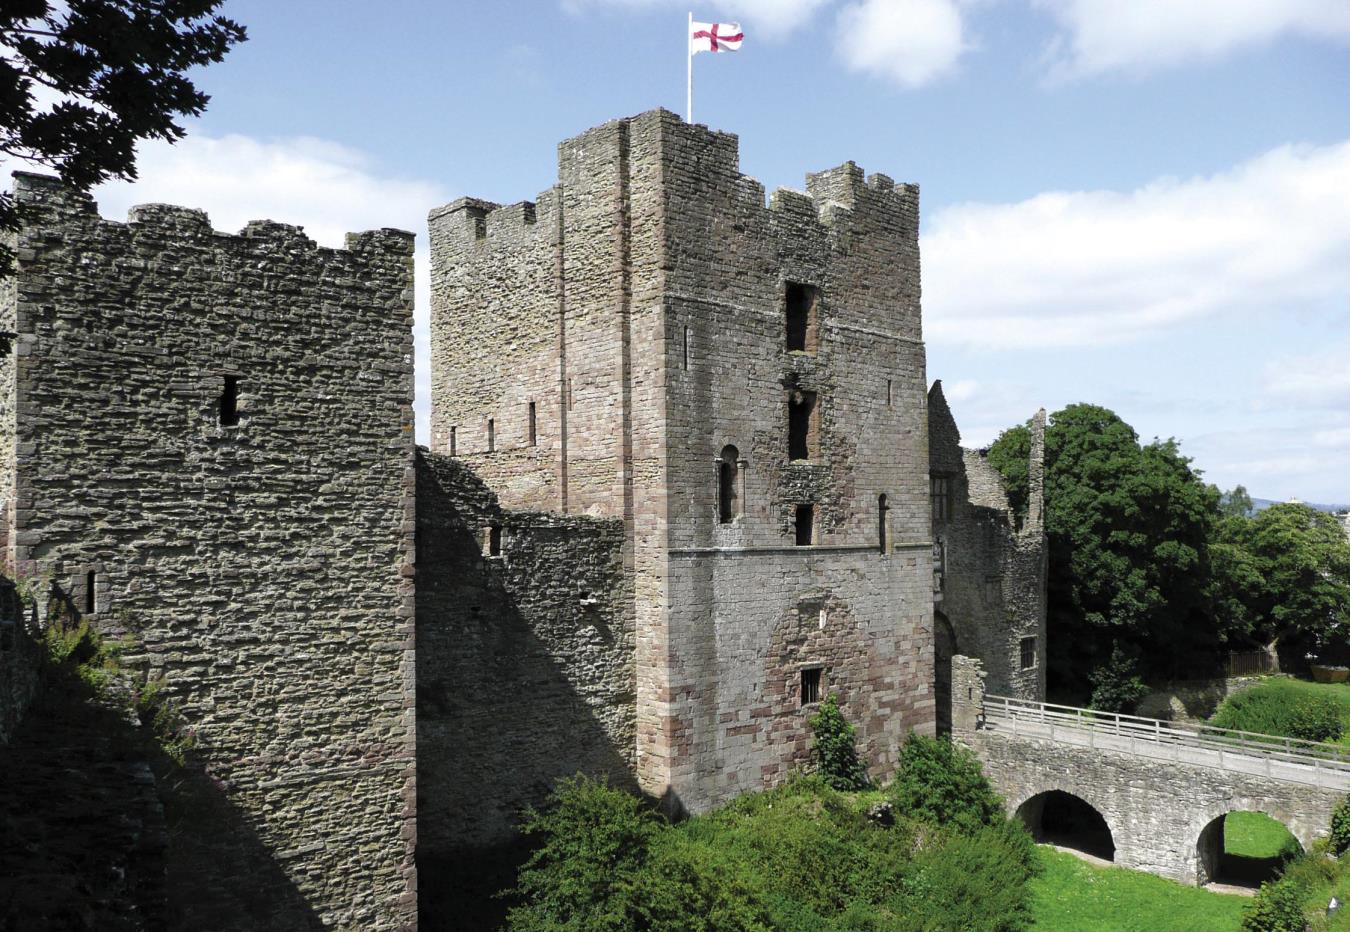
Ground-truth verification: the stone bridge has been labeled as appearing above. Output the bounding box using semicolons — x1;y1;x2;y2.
952;657;1350;885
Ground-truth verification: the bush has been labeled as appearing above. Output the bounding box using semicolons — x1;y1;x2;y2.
505;775;661;931
897;821;1036;932
1289;697;1343;744
1332;795;1350;856
1242;875;1309;932
1213;679;1350;745
808;694;870;791
1089;643;1150;713
889;733;1005;834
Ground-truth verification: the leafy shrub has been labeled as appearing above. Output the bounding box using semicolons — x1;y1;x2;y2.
889;733;1005;833
1289;697;1343;744
1089;643;1150;713
808;694;870;791
1242;875;1310;932
1331;794;1350;856
897;820;1036;931
1213;679;1350;745
505;775;661;931
625;835;773;931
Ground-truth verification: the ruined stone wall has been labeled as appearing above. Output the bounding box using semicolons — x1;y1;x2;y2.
929;384;1046;701
414;450;635;857
650;113;934;812
6;173;417;929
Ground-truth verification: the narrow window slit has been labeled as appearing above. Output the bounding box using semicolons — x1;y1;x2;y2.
449;426;457;456
487;418;495;453
219;375;240;426
718;445;740;524
788;390;818;461
528;402;537;447
85;571;96;614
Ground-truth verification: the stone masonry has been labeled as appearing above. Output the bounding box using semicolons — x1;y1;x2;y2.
1;174;417;930
427;108;940;819
929;383;1046;708
952;656;1343;886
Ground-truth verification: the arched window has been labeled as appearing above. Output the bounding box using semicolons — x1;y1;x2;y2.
718;445;740;524
877;493;889;554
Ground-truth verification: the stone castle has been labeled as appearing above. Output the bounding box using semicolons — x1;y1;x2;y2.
0;109;1045;928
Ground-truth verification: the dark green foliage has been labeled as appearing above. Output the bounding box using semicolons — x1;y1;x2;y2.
505;775;664;930
1221;485;1255;519
1089;642;1150;713
1211;503;1350;662
1242;875;1311;932
1211;679;1350;745
1289;697;1343;744
987;404;1234;696
0;1;246;274
1331;795;1350;856
808;693;870;791
888;733;1006;833
505;773;1036;931
898;821;1037;932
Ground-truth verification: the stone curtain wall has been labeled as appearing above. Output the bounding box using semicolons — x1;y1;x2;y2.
929;384;1046;700
5;174;417;929
415;450;635;855
953;656;1341;886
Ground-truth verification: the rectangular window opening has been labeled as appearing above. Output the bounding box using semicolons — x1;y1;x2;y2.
219;375;240;427
800;667;822;706
487;418;496;453
794;504;814;546
449;426;457;456
485;525;503;558
785;283;820;354
788;390;818;461
931;476;951;523
1020;636;1037;670
85;570;96;615
528;402;537;447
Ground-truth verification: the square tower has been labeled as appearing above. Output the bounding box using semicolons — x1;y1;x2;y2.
428;109;935;814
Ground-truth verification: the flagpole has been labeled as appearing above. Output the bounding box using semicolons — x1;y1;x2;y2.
687;11;693;123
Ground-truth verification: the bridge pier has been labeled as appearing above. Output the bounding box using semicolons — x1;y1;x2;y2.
951;656;1343;886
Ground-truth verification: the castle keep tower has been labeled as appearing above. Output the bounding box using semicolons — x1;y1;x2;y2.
1;174;417;929
425;109;936;818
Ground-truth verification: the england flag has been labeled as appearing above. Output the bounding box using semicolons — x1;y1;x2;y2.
690;20;744;53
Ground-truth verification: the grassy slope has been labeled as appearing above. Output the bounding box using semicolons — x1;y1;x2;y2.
1211;678;1350;748
1029;847;1248;932
1224;810;1301;859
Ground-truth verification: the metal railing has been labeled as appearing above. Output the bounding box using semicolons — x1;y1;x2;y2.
982;694;1350;789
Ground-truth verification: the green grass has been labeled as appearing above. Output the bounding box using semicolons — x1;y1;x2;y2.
1224;811;1302;860
1211;677;1350;747
1028;847;1248;931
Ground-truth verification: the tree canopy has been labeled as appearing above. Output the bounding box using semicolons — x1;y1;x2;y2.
0;0;246;272
989;404;1350;704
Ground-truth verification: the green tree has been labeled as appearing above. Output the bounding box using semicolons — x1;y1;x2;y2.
0;1;246;273
888;734;1005;834
1213;502;1350;664
988;404;1221;699
808;693;870;791
1220;485;1255;518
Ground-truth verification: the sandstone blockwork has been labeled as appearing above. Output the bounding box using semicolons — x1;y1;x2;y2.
929;382;1047;709
2;174;417;930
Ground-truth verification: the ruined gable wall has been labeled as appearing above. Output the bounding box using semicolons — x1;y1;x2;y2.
8;174;417;930
929;384;1046;701
415;450;635;857
647;113;935;812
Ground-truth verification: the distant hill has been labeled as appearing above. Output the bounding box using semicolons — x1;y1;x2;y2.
1251;497;1350;514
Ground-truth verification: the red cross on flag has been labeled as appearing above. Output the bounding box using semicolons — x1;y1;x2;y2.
691;20;744;54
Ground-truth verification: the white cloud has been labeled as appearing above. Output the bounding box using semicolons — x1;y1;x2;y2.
1033;0;1350;78
835;0;969;88
562;0;832;39
923;140;1350;348
92;132;450;444
1262;341;1350;408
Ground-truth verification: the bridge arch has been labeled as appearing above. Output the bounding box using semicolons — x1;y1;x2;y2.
1014;788;1116;862
1189;801;1309;887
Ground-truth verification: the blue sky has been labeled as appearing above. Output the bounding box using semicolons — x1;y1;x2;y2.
37;1;1350;501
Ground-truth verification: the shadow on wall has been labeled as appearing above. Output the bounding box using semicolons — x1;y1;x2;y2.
0;585;323;931
415;451;639;931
